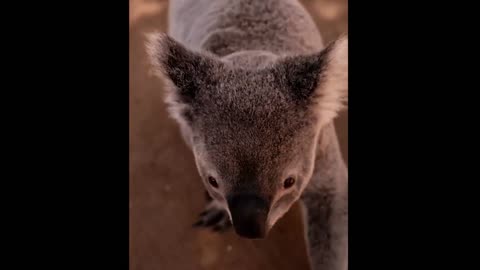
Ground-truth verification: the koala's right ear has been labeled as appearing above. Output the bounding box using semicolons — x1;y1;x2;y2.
145;32;223;105
274;36;348;126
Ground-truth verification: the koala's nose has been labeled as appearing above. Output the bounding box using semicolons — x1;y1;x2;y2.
227;194;269;239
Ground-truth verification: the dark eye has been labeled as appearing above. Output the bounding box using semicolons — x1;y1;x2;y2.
208;176;219;188
283;177;296;189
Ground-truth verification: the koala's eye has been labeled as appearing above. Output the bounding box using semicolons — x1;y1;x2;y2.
208;176;219;188
283;177;296;189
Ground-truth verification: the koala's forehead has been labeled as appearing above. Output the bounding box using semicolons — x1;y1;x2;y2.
191;68;314;137
190;67;317;161
192;74;296;131
195;68;284;105
196;102;314;162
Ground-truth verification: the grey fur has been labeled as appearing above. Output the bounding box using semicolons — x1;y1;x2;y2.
146;0;348;269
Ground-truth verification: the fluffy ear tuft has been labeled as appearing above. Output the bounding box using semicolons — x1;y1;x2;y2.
315;35;348;123
146;32;226;129
145;31;170;77
278;35;348;124
145;32;221;104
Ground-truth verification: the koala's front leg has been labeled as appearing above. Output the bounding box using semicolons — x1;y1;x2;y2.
192;191;232;232
300;187;348;270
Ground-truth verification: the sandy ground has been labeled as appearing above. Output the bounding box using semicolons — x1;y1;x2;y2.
129;1;348;269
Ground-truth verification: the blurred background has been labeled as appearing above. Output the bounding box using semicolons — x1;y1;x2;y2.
129;0;347;269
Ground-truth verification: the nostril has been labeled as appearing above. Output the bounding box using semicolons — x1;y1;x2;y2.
283;177;295;189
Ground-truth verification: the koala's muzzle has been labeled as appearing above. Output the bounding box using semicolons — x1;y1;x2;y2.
228;194;269;239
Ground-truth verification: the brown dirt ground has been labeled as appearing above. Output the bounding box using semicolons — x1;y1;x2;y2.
129;1;348;269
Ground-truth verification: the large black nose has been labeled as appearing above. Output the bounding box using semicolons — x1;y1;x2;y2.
228;194;269;239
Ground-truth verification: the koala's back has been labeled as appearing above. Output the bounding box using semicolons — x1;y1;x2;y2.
168;0;324;57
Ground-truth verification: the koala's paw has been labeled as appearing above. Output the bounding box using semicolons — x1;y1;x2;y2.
193;193;231;233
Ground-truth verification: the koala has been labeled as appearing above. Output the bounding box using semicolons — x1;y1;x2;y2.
146;0;348;269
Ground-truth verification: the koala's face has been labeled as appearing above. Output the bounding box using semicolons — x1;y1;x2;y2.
147;33;347;239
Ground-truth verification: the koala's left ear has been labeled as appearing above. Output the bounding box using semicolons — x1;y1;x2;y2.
277;36;348;124
145;32;224;104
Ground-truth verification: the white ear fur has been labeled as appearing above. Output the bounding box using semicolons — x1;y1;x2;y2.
145;32;195;141
316;36;348;126
145;31;170;78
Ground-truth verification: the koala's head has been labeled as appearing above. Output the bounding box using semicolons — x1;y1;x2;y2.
147;33;347;239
